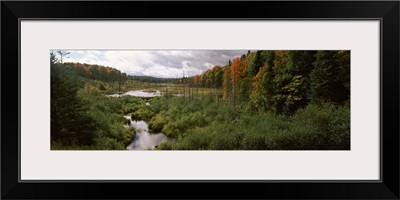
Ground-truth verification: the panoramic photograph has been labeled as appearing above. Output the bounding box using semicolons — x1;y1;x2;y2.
51;50;350;150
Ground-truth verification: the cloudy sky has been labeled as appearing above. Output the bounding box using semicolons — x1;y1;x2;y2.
58;50;249;78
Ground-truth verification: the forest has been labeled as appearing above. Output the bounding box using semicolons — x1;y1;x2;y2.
51;50;350;150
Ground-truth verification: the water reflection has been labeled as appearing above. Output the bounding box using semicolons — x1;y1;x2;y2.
108;90;163;97
125;90;162;97
127;120;168;150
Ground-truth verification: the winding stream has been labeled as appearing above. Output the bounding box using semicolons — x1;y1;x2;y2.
126;119;168;150
114;89;169;150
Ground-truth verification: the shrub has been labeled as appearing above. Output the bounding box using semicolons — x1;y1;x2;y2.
94;137;126;150
148;112;168;132
156;101;349;150
131;108;154;121
162;121;183;138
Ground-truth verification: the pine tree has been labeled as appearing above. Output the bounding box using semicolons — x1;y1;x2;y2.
51;57;96;146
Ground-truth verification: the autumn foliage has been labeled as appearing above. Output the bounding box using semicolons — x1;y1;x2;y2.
64;62;128;83
193;50;350;115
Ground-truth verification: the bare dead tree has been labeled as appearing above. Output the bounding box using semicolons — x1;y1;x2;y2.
56;50;70;64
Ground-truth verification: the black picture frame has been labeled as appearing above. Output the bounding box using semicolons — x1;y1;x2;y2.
2;1;399;199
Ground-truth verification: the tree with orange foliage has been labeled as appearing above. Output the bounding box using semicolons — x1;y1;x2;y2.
193;74;201;86
230;58;246;101
222;66;231;100
211;66;223;88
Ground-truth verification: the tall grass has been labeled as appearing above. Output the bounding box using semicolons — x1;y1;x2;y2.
141;95;350;150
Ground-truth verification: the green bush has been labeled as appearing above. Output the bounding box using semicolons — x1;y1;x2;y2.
157;101;349;150
162;121;183;138
94;137;126;150
148;112;168;132
131;108;154;121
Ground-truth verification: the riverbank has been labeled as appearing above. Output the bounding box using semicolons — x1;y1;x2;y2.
141;94;350;150
125;119;168;150
51;94;142;150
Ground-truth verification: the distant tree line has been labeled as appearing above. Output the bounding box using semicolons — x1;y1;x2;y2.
63;62;129;83
129;75;178;83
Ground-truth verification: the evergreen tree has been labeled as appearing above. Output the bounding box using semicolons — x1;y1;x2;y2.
247;50;264;77
310;51;350;104
51;58;96;146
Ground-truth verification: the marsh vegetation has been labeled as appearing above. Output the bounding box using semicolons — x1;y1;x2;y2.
51;50;350;150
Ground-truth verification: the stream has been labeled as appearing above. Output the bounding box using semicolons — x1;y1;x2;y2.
114;89;168;150
125;119;168;150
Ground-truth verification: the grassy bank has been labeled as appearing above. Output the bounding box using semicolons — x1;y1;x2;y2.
132;94;350;150
51;94;145;150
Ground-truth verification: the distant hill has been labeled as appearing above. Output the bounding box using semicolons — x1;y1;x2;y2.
129;75;179;83
64;62;128;83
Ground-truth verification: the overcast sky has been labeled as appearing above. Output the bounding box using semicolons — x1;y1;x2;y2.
59;50;249;78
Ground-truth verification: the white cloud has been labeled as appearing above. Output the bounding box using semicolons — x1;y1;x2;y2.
62;50;248;78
